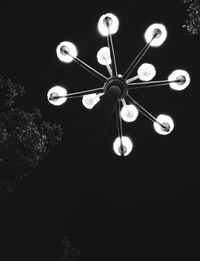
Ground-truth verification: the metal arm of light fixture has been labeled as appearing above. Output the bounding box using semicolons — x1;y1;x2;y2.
126;94;169;131
50;13;190;156
66;52;107;82
49;87;104;101
123;35;157;79
127;79;181;89
105;18;118;76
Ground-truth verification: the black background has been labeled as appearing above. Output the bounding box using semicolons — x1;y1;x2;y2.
0;1;199;260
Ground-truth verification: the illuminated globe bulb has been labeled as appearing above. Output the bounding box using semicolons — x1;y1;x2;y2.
137;63;156;81
97;47;111;65
82;93;101;109
98;13;119;36
113;136;133;156
47;86;67;106
56;41;78;63
144;23;167;47
168;69;190;91
120;104;139;122
153;114;174;135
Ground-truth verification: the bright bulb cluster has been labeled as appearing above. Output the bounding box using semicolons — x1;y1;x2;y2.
144;23;167;47
56;41;78;63
82;93;103;109
47;86;67;106
137;63;156;81
48;13;190;156
153;114;174;135
120;104;139;122
113;136;133;156
97;13;119;36
97;47;111;65
168;69;190;91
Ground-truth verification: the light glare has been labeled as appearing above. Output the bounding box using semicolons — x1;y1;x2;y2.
153;114;174;135
144;23;167;47
137;63;156;81
47;86;67;106
82;93;101;109
113;136;133;156
120;104;139;122
97;47;111;65
98;13;119;36
168;69;190;91
56;41;78;63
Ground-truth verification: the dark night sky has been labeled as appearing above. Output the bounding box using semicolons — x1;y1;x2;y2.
0;1;200;260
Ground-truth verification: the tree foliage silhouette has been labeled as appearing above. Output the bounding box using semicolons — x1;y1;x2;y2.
0;75;63;195
182;0;200;35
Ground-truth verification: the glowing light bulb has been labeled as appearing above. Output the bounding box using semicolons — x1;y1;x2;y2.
97;47;111;65
120;104;139;122
47;86;67;106
137;63;156;81
153;114;174;135
168;69;190;91
82;93;102;109
144;23;167;47
98;13;119;36
56;41;78;63
113;136;133;156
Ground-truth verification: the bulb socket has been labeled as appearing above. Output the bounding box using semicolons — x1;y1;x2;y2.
103;76;128;100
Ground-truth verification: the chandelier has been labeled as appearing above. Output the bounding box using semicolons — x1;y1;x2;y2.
47;13;190;156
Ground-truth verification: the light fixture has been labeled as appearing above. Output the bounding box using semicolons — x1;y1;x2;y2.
48;13;190;156
47;85;68;106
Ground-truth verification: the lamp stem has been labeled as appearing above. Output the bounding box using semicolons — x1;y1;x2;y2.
107;27;118;76
115;101;123;139
115;101;125;156
74;85;121;145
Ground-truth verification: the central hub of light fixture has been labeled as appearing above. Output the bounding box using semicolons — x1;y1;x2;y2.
103;75;128;100
47;13;190;156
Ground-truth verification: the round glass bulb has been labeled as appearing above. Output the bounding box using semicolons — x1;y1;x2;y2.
137;63;156;81
168;69;190;91
47;86;67;106
56;41;78;63
144;23;167;47
98;13;119;36
97;47;111;65
120;104;139;122
113;136;133;156
82;93;101;109
153;114;174;135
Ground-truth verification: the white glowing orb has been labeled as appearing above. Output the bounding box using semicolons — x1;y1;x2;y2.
97;47;111;65
120;104;139;122
137;63;156;81
98;13;119;36
82;93;101;109
153;114;174;135
168;69;190;91
144;23;167;47
113;136;133;156
47;86;67;106
56;41;78;63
